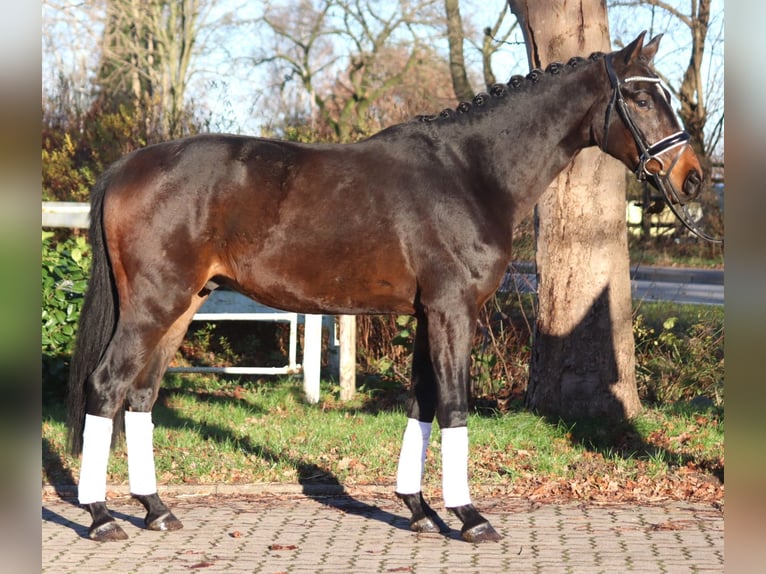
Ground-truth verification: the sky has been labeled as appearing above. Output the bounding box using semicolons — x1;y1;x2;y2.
41;0;723;149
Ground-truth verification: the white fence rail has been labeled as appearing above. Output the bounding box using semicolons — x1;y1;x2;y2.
42;201;90;228
42;201;354;403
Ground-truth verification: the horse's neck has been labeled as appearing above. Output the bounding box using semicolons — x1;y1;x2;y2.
443;64;604;224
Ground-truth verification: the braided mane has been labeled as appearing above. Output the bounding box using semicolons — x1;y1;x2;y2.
414;52;605;123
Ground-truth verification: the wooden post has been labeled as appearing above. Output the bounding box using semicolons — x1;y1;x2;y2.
303;314;322;403
338;315;356;401
324;316;340;374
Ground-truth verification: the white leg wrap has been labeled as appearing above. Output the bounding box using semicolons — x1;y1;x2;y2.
78;414;113;504
125;411;158;496
395;418;432;495
441;426;472;508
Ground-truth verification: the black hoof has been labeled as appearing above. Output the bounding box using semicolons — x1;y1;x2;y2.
133;493;183;531
449;504;503;543
396;491;449;534
461;520;502;543
88;519;129;541
146;510;184;531
85;502;128;541
410;515;441;533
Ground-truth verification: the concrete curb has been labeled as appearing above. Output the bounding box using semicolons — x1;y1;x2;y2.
42;482;395;501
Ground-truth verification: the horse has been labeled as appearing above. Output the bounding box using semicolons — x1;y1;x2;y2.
66;32;702;543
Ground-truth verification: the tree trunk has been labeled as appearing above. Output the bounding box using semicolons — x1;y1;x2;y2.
507;0;641;421
444;0;474;102
678;0;711;178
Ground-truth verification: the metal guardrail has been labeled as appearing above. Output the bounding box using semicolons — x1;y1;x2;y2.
166;289;301;377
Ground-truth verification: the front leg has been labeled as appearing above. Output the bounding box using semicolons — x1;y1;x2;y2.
426;296;503;543
395;316;444;532
440;426;502;542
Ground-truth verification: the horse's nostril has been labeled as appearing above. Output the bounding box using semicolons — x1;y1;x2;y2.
683;170;702;199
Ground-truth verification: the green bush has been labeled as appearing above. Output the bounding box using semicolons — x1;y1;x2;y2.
633;304;724;406
42;231;91;387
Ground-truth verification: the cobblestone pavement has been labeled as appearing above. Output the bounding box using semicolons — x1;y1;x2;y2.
42;491;723;573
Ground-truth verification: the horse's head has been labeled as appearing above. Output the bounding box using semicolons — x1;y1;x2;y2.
596;32;702;203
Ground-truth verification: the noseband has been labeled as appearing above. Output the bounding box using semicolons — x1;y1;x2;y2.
602;55;723;245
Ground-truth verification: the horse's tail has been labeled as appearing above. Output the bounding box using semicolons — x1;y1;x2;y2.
66;165;120;455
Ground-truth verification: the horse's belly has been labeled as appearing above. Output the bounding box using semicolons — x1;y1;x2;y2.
230;248;418;316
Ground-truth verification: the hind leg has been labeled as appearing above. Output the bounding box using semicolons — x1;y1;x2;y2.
78;297;204;540
78;325;153;541
124;299;205;532
79;413;128;541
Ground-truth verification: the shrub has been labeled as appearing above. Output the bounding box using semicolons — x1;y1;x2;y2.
633;305;724;406
42;231;91;389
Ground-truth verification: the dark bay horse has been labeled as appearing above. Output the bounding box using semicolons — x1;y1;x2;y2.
66;32;702;543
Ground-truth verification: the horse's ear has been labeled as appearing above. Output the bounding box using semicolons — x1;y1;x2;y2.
640;34;663;64
619;31;648;65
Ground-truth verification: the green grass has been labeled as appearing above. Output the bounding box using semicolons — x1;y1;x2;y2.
42;296;723;503
42;375;723;503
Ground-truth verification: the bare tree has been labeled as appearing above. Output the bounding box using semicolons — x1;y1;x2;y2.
443;0;516;101
95;0;218;139
508;0;642;420
254;0;444;142
42;0;106;111
444;0;474;101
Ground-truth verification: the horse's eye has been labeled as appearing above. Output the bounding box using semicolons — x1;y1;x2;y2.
636;99;649;109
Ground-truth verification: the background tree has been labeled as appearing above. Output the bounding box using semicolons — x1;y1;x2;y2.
444;0;474;101
508;0;642;420
42;0;232;201
254;0;444;142
96;0;211;141
444;0;516;101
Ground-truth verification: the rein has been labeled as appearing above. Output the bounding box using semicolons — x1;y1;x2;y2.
603;55;723;245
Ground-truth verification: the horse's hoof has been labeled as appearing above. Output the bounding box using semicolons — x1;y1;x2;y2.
461;521;502;543
146;511;183;531
88;520;129;541
410;515;441;533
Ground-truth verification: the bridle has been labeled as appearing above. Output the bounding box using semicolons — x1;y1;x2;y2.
602;54;723;245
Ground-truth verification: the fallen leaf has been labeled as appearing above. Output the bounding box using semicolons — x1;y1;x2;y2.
269;544;298;551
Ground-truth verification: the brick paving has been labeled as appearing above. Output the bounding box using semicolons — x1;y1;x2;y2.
42;489;723;573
